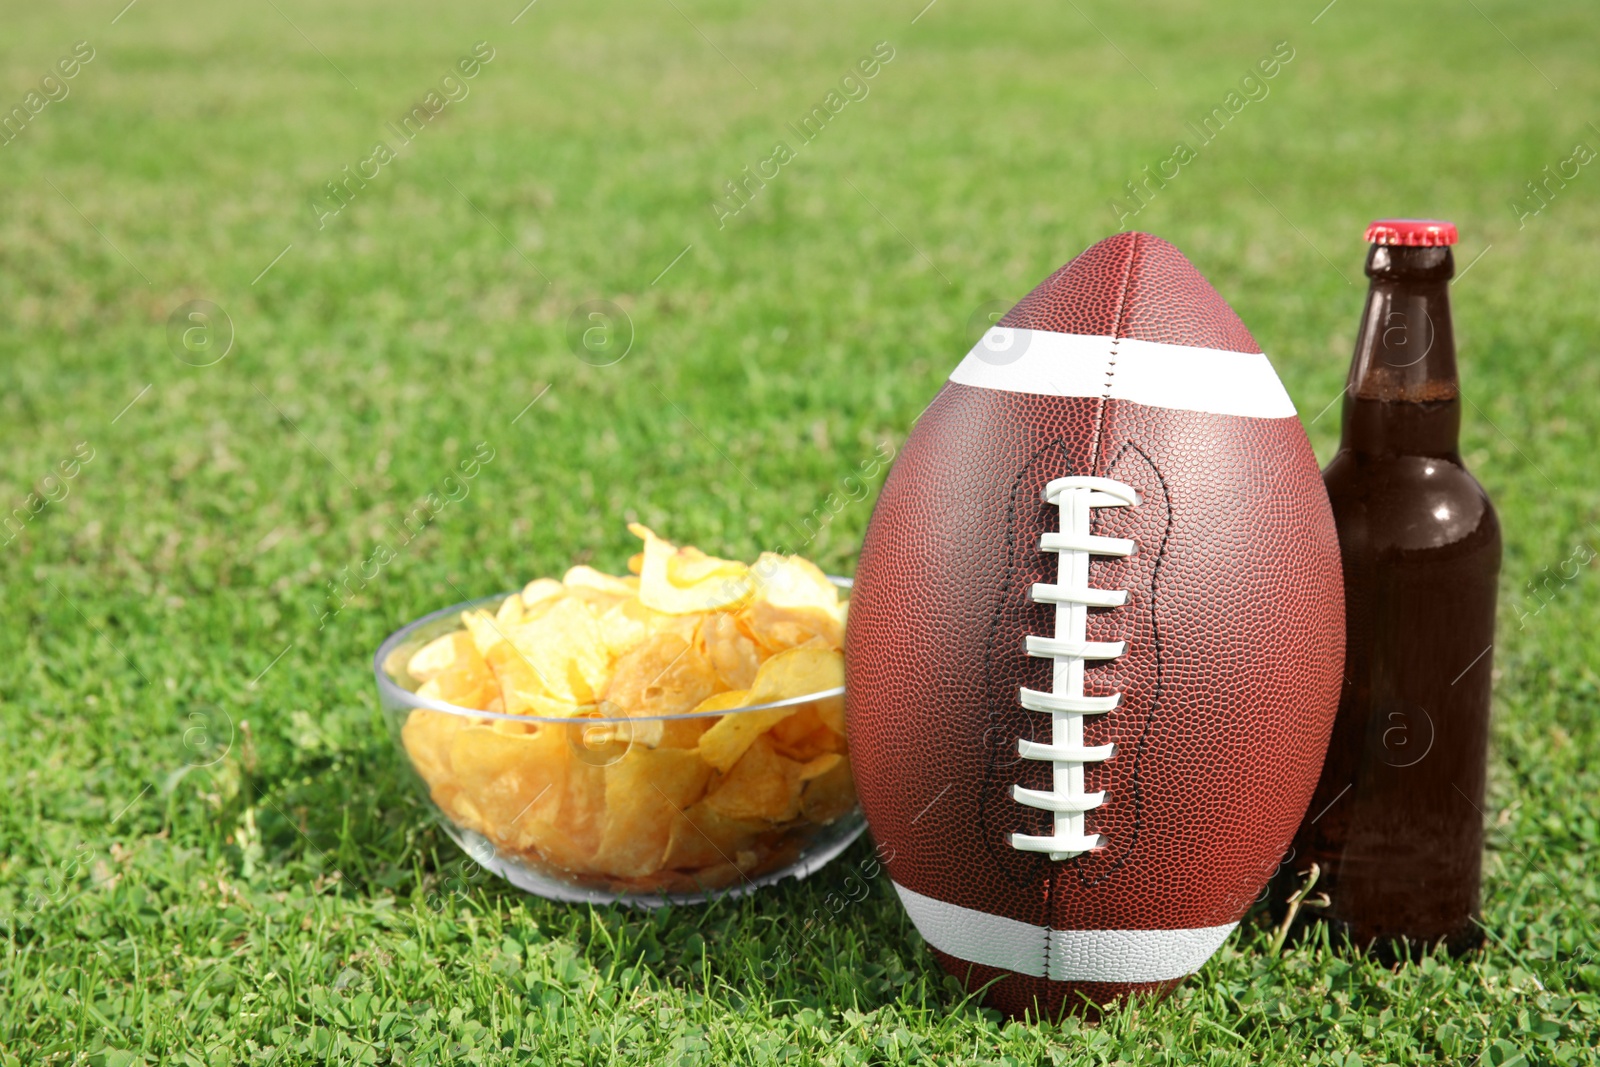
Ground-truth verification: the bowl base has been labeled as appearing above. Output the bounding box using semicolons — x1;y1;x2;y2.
438;818;867;907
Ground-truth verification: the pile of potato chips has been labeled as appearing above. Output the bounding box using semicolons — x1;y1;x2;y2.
397;525;855;894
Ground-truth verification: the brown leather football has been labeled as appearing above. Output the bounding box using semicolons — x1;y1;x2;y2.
845;232;1344;1019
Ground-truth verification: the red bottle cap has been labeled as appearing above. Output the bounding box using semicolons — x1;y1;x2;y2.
1364;219;1458;246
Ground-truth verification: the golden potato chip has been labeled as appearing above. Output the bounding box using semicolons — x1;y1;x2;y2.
667;546;742;586
767;703;847;763
798;752;844;781
696;645;843;772
498;596;610;705
483;642;542;716
756;553;842;611
417;672;492;714
521;577;565;608
657;717;713;749
597;597;690;659
448;721;566;850
695;707;791;775
800;754;856;825
439;782;488;838
495;592;527;628
460;608;504;660
658;688;746;749
630;523;753;615
689;688;752;714
661;801;767;871
485;638;586;718
407;630;475;683
414;638;497;711
566;707;666;755
811;690;845;735
750;644;843;701
524;754;608;872
428;779;466;821
704;736;804;823
699;613;760;690
603;630;721;721
563;565;637;599
400;708;469;789
590;747;713;878
627;552;644;576
739;553;845;653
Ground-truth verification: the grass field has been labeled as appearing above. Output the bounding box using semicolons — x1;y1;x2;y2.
3;0;1598;1062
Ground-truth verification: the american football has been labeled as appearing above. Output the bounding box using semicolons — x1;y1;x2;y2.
845;232;1346;1019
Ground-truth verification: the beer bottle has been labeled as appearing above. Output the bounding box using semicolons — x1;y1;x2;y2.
1282;219;1500;959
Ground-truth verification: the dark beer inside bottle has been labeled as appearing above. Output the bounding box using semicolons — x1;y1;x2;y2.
1283;239;1501;962
1342;243;1462;460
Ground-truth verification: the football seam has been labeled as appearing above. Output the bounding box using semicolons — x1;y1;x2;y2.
1103;339;1120;401
1089;232;1141;471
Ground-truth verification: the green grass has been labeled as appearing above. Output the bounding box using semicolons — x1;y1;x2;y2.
2;0;1598;1062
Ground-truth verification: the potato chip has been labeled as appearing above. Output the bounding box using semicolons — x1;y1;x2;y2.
521;577;565;609
460;607;505;660
414;638;497;711
739;553;845;653
486;647;584;720
591;747;712;878
699;612;760;690
800;753;856;825
811;690;845;735
704;736;804;822
630;523;753;615
603;630;721;721
696;645;843;772
563;565;637;599
767;702;847;763
417;672;493;714
797;752;844;781
661;801;767;871
483;642;542;716
427;779;467;822
400;708;468;789
689;688;752;714
407;630;475;683
439;782;489;838
596;596;690;659
657;717;714;750
495;591;527;627
448;721;566;850
524;754;608;872
667;546;741;586
657;688;747;750
499;596;610;705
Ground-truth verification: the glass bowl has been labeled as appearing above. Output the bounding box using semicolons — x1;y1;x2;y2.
374;584;864;906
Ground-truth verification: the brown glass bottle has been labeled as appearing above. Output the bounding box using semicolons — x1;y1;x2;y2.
1283;220;1500;959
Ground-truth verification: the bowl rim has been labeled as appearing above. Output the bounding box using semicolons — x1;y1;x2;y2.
373;580;850;726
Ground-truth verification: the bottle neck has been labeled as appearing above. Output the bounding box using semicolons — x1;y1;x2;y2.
1340;244;1462;459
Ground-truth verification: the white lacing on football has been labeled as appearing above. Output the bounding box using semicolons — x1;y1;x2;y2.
1011;475;1139;860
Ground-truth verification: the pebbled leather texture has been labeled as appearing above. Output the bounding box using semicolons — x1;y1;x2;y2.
998;231;1261;354
845;232;1345;1019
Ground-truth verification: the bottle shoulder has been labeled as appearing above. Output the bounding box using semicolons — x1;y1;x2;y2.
1323;450;1500;557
